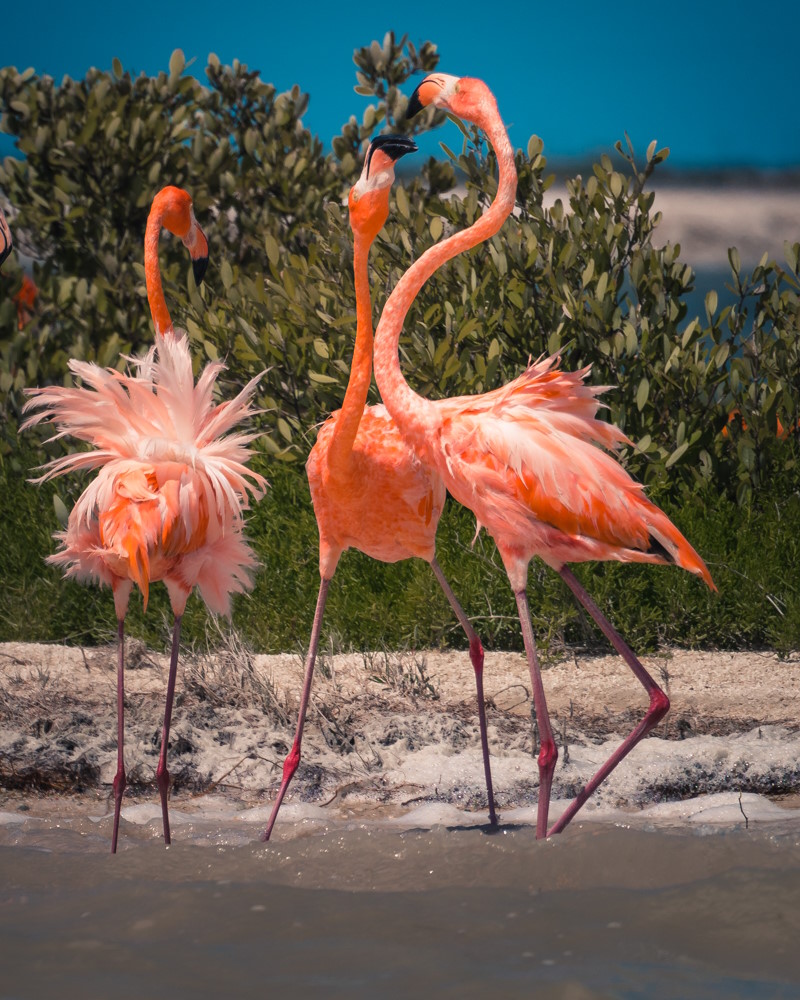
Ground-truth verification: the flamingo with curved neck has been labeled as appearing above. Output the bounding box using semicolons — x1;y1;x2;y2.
23;187;264;851
262;135;498;841
145;186;209;336
373;73;715;838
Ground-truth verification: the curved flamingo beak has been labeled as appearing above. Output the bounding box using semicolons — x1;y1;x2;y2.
369;134;418;161
192;252;208;287
186;220;209;286
406;75;453;118
365;134;418;179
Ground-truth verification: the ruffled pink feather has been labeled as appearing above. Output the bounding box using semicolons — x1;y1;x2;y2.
24;330;266;616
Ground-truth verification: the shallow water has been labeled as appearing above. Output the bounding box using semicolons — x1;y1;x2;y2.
2;798;800;999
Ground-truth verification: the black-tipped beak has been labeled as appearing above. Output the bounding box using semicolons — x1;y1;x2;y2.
192;255;208;286
371;133;418;161
406;84;425;120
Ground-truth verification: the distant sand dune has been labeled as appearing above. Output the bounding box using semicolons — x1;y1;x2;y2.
544;184;800;268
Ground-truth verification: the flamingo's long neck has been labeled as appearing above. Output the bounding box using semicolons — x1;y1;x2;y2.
327;228;375;470
144;209;173;337
373;105;517;455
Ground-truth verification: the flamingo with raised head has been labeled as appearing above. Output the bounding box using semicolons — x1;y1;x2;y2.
373;74;715;839
262;134;497;840
23;187;266;851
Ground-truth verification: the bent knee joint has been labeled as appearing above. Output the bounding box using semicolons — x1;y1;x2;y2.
649;688;670;723
469;637;485;674
538;739;558;773
283;745;301;781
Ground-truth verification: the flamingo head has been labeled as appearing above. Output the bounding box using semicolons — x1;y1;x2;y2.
0;208;11;270
348;134;417;241
150;186;209;285
406;73;496;127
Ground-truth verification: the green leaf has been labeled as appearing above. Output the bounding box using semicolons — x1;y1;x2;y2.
665;440;689;468
169;49;185;78
53;494;69;527
636;376;649;411
784;240;799;273
264;233;280;267
395;185;410;220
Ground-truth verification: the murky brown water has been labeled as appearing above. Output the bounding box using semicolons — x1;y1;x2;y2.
1;809;799;999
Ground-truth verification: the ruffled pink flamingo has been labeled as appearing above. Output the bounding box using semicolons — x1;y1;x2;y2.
262;134;497;841
23;187;266;851
373;74;716;838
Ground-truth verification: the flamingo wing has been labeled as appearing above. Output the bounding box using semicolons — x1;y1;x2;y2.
434;356;714;587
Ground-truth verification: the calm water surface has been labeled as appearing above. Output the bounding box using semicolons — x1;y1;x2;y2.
1;806;799;999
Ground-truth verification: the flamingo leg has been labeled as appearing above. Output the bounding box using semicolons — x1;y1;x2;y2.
262;577;331;842
515;588;558;839
430;558;497;826
547;566;670;836
111;617;126;853
156;614;183;846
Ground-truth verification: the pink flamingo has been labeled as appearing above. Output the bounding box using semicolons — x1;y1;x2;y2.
0;206;37;324
0;207;10;268
262;134;497;841
23;187;266;851
373;74;716;838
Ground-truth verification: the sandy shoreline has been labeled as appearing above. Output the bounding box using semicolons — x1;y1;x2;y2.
541;183;800;268
1;641;798;834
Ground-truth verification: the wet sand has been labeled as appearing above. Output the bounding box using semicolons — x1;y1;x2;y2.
1;642;798;832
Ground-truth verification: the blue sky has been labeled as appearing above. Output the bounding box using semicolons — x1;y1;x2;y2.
2;0;799;169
